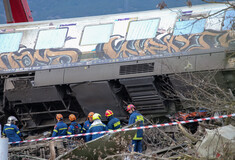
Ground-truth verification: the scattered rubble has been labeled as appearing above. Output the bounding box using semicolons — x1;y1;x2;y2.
7;116;235;160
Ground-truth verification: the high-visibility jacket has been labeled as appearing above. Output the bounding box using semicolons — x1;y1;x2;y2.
2;124;22;142
128;111;144;140
107;116;121;130
52;121;67;137
67;121;82;135
86;119;108;141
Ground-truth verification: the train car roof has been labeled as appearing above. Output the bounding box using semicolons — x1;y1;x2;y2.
0;2;233;28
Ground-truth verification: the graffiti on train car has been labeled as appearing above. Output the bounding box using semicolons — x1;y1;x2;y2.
0;30;234;72
96;30;235;59
0;48;81;70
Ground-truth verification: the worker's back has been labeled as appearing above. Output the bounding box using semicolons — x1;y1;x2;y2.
87;119;108;141
3;124;22;142
52;121;67;137
107;116;121;130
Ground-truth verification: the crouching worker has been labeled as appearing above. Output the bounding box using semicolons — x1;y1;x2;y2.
2;116;22;145
86;113;108;142
52;114;67;137
67;114;82;138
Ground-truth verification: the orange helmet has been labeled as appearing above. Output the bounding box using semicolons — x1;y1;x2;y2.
56;114;63;121
88;112;94;118
126;104;135;111
105;110;113;117
69;114;76;121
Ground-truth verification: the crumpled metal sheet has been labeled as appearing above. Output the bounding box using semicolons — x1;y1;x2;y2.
196;124;235;159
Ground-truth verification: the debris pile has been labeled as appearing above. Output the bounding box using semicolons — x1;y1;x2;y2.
7;115;235;160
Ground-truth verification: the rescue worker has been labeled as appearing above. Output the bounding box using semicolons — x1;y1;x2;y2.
86;113;108;141
67;114;82;136
52;114;67;137
83;112;94;133
105;109;121;130
2;116;22;144
127;104;144;153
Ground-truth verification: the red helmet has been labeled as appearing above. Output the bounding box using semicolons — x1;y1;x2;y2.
105;110;113;117
126;104;135;111
56;114;63;121
69;114;76;121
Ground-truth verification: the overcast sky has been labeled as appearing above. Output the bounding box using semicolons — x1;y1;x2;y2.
0;0;224;24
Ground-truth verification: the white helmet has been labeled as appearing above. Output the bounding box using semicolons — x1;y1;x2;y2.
7;116;18;124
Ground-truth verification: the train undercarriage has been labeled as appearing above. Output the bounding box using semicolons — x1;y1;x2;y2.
1;68;234;133
0;74;178;132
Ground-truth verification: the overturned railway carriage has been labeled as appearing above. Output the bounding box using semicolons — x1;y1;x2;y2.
0;3;235;132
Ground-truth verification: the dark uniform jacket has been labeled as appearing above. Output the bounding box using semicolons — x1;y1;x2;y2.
52;121;67;137
83;120;92;133
3;124;22;142
86;119;108;141
67;121;82;135
128;111;144;140
107;116;121;130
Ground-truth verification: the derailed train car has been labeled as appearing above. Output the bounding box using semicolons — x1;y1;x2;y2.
0;2;234;132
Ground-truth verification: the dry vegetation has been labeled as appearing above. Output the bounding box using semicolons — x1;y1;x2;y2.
6;0;235;159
